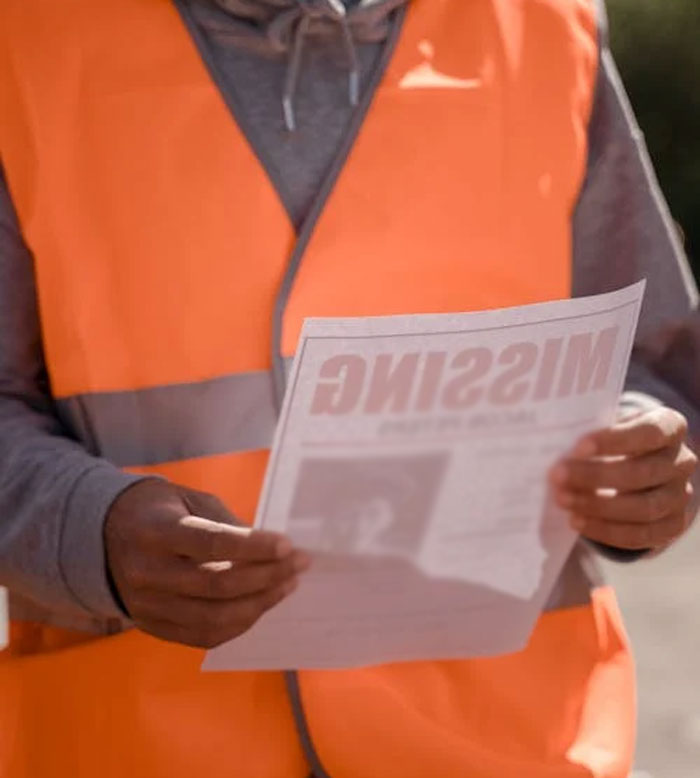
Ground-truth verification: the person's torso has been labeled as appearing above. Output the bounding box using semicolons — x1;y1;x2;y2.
0;2;635;777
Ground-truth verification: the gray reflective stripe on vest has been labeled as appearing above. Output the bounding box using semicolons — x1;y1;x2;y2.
55;370;279;468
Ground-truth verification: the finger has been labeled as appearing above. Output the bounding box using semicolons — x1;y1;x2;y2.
571;408;688;459
571;512;689;550
555;479;690;523
551;445;697;493
179;487;241;526
161;515;294;563
138;551;311;600
133;580;298;649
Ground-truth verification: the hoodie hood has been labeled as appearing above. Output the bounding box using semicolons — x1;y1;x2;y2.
203;0;409;54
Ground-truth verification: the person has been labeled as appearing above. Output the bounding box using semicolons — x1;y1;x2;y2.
0;0;698;776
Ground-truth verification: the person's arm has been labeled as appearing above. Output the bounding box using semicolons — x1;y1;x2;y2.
573;44;700;445
0;166;145;623
0;166;307;643
558;27;700;559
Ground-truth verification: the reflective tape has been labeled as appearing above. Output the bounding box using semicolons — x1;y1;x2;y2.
56;370;279;467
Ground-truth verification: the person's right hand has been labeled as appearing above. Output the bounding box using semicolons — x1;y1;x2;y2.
104;479;309;648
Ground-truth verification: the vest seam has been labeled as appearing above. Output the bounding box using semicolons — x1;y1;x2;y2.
170;0;300;225
577;1;606;186
285;670;334;778
569;0;602;243
276;15;406;773
269;5;408;411
594;0;609;48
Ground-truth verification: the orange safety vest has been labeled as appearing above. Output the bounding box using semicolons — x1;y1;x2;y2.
0;0;635;776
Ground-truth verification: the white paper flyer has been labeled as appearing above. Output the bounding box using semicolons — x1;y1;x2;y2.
204;282;645;671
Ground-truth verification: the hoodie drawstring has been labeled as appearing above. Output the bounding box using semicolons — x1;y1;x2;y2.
272;1;360;131
208;0;407;130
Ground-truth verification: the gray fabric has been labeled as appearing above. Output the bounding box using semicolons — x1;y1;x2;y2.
186;0;389;227
1;1;699;623
0;171;143;622
572;42;700;562
205;0;403;45
57;369;278;467
267;5;405;408
572;48;700;449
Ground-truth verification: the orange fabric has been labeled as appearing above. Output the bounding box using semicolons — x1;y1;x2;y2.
281;0;598;354
0;0;295;397
0;629;308;778
0;0;634;776
0;0;598;395
299;587;636;778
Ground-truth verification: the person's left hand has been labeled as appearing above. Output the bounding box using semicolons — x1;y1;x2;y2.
550;407;698;551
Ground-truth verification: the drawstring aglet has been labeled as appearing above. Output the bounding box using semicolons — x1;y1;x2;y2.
340;17;361;107
281;1;362;131
282;13;311;132
348;69;360;106
283;96;297;132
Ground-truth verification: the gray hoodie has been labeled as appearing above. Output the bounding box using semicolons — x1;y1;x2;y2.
1;0;699;633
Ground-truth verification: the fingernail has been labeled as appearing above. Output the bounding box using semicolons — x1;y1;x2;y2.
275;538;293;558
571;438;597;458
292;552;312;573
570;517;586;532
550;464;568;485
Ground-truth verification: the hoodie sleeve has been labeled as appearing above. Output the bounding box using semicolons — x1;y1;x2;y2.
572;38;700;560
0;166;145;624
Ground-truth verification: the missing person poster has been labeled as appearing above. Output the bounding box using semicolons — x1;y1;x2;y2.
204;282;644;671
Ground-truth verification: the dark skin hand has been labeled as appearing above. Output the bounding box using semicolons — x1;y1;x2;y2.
105;479;310;649
551;407;697;552
105;408;695;650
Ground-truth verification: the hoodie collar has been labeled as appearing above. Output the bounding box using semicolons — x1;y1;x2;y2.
203;0;408;53
198;0;408;129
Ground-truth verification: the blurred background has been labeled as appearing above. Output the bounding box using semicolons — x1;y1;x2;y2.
606;2;699;776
